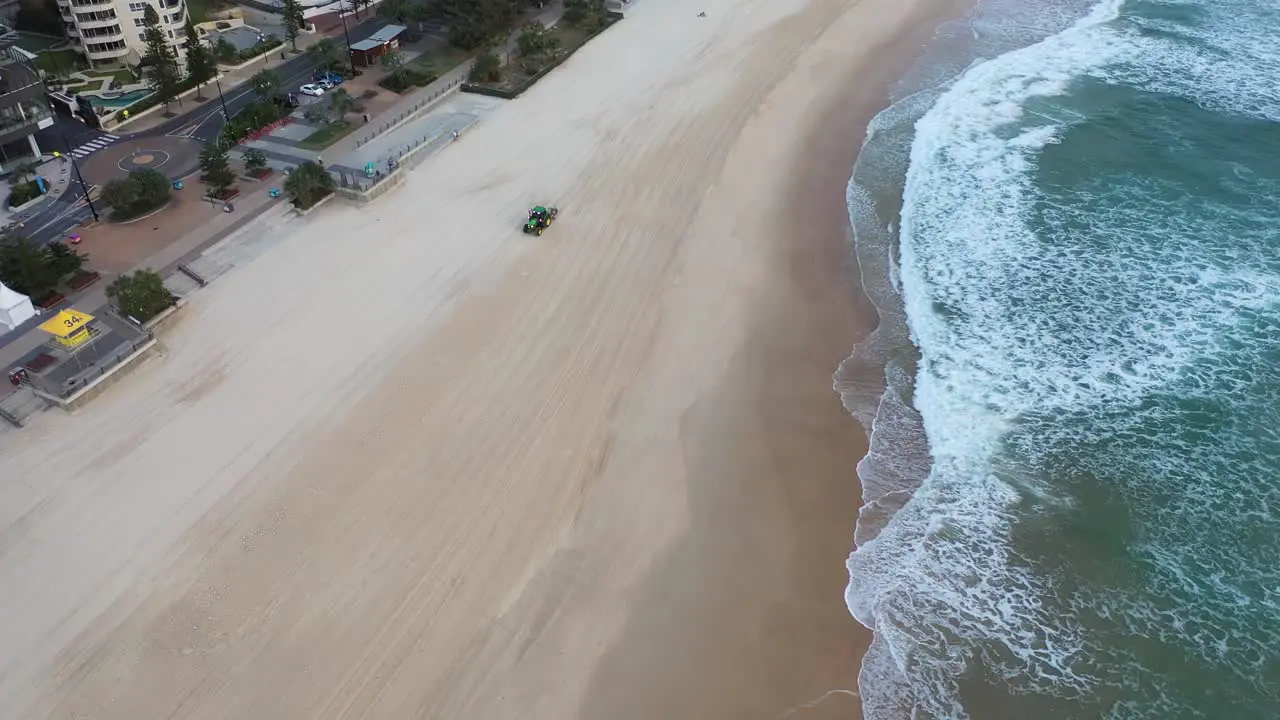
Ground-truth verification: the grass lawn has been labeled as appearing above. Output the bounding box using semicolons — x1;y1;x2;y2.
60;82;96;94
299;121;355;150
478;20;613;92
186;0;211;23
83;68;136;85
35;49;87;75
410;43;473;74
14;32;63;52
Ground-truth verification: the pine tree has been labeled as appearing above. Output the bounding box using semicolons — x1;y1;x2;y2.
198;143;236;198
140;6;182;111
282;0;305;52
183;17;215;94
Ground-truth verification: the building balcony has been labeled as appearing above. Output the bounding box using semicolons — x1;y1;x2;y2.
159;0;183;8
0;103;53;140
84;44;129;61
69;0;113;6
79;25;123;39
73;14;119;28
0;63;53;145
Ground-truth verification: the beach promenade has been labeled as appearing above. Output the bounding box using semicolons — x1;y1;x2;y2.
0;0;952;718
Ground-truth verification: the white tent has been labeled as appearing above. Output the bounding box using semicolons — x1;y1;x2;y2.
0;281;35;333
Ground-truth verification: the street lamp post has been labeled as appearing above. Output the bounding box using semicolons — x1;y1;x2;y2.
339;3;358;77
212;73;230;121
61;134;100;224
25;53;102;224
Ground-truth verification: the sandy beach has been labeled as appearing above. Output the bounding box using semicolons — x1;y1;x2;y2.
0;0;950;718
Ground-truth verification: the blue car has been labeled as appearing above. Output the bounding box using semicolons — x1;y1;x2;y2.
313;71;344;88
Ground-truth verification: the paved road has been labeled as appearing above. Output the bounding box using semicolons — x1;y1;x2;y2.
21;20;388;243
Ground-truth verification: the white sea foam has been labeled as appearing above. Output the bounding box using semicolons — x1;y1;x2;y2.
1105;0;1280;122
846;0;1280;712
846;1;1136;717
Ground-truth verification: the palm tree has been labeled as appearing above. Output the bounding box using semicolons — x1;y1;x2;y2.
11;160;40;185
306;38;345;74
377;0;411;23
251;69;281;100
327;88;355;123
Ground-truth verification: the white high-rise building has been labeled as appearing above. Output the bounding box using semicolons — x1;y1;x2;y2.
56;0;189;67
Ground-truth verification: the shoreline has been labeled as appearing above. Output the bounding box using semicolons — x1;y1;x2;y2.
571;2;974;718
0;1;963;718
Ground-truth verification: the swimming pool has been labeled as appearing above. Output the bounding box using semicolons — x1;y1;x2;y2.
83;90;153;109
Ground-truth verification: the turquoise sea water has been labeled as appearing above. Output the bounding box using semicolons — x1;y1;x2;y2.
84;89;153;109
841;0;1280;717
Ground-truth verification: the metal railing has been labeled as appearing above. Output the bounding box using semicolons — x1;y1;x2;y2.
0;104;51;135
48;333;154;400
351;67;472;149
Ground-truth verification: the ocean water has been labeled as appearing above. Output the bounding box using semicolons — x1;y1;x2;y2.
839;0;1280;717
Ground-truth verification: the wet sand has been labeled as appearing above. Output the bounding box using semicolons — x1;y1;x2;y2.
0;1;955;718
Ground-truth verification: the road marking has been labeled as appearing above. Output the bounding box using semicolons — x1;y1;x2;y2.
70;134;119;159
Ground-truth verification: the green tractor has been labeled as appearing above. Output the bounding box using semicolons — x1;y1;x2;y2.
523;205;558;236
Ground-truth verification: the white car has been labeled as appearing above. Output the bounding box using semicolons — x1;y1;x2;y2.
299;83;325;97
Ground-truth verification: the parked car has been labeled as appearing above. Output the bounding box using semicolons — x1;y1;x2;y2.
313;71;344;88
299;83;326;97
272;92;300;111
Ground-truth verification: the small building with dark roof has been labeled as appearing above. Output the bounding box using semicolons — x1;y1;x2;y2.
350;24;407;68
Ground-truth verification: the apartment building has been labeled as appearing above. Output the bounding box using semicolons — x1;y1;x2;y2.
57;0;189;67
0;41;54;169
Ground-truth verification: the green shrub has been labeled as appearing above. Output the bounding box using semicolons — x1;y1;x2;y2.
377;67;438;93
284;161;334;210
469;51;501;83
6;180;42;208
106;269;175;322
43;241;85;280
0;236;58;299
214;37;237;63
100;169;172;221
235;36;282;63
219;98;283;146
243;147;269;174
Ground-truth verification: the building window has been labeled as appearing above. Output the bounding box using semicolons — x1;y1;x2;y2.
81;25;121;37
85;40;127;52
134;17;144;26
128;1;146;11
75;9;116;21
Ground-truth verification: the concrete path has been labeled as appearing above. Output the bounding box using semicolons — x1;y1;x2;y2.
1;156;79;232
0;188;285;368
332;94;503;179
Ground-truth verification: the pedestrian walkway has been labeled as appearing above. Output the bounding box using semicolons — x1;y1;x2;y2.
69;133;120;159
1;156;79;232
0;187;286;369
317;0;564;176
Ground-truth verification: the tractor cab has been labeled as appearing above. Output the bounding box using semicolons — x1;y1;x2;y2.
523;205;559;236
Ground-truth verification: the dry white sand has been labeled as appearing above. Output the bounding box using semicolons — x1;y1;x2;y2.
0;0;950;717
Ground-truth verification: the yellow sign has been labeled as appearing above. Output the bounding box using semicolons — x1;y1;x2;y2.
38;308;95;338
56;330;93;348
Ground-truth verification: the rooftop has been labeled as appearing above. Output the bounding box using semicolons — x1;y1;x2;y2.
350;24;406;52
